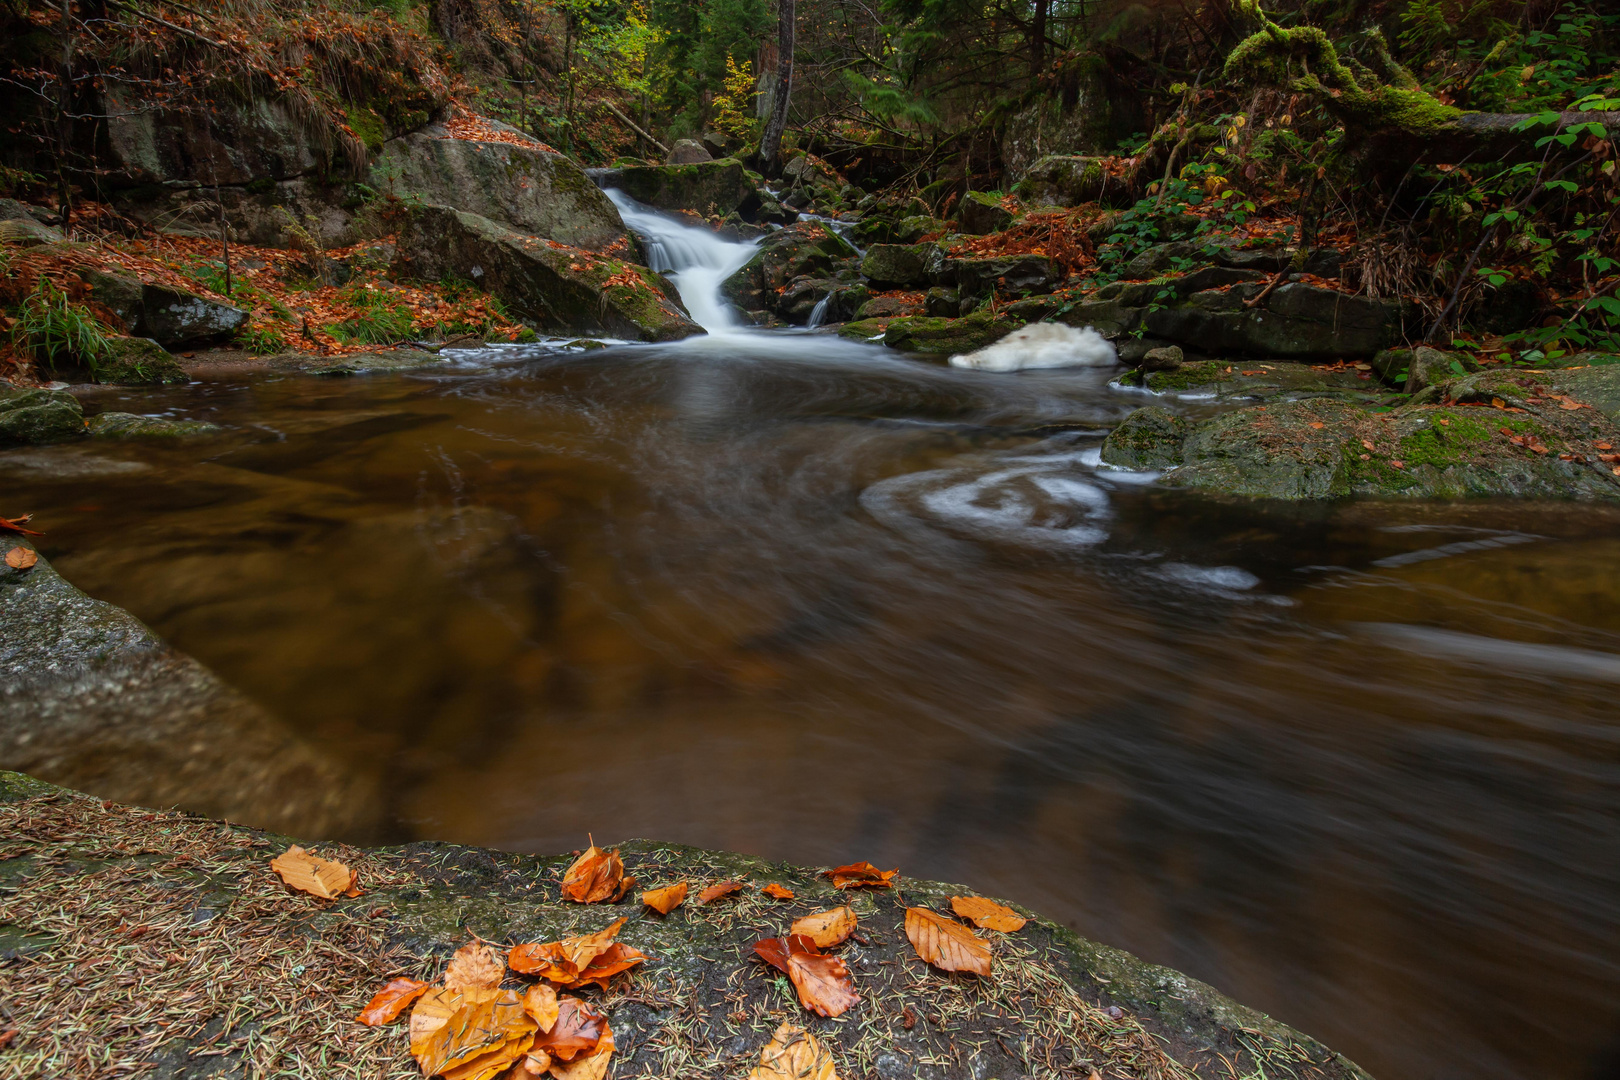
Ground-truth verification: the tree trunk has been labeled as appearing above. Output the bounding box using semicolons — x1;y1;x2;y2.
55;0;74;227
1030;0;1049;78
758;0;795;177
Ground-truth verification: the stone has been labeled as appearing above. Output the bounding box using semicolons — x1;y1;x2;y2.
1123;241;1200;280
0;198;53;224
895;215;947;244
957;191;1014;235
855;294;925;321
1014;155;1112;207
700;131;732;158
778;277;838;324
372;124;629;249
1141;345;1184;371
84;270;248;348
882;310;1025;354
722;222;858;310
0;218;63;247
949;255;1060;300
824;283;871;323
95;336;188;385
667;138;713;164
265;349;451;375
1551;361;1620;422
1142;283;1409;360
610;159;755;216
1057;298;1145;339
0;388;85;447
88;412;221;438
1371;346;1474;392
1100;406;1190;469
925;286;960;318
391;204;699;342
860;243;934;288
998;55;1129;175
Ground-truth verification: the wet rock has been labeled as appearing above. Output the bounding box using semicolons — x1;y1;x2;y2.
1371;346;1475;392
950;255;1060;300
391;204;699;342
1551;360;1620;421
373;124;629;249
666;139;712;164
0;217;63;246
824;282;871;323
612;159;755;216
96;336;188;386
84;270;249;349
266;349;447;376
1131;359;1375;402
722;221;858;310
1142;283;1409;360
957;191;1014;235
880;310;1025;354
1101;406;1190;469
1142;345;1184;371
778;277;838;324
0;387;85;447
895;215;948;244
1014;155;1111;207
855;294;925;321
88;412;222;438
860;243;935;288
925;286;960;318
1057;298;1144;339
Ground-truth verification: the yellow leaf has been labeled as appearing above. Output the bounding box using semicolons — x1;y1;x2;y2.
748;1022;838;1080
444;942;506;991
789;906;857;948
905;907;991;976
269;846;356;899
949;896;1026;932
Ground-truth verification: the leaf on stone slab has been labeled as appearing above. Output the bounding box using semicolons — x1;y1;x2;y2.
512;1043;552;1079
748;1022;838;1080
444;942;506;991
790;906;856;948
523;983;559;1032
949;896;1027;933
560;845;628;903
699;880;744;904
547;1023;614;1079
787;951;859;1017
821;862;897;890
355;977;430;1026
762;883;794;900
906;906;991;976
270;845;358;899
0;515;43;537
508;918;628;985
4;547;37;570
414;990;536;1077
532;996;608;1062
641;882;687;914
574;942;648;990
752;934;821;975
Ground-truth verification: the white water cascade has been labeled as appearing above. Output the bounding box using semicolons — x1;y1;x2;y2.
604;189;759;335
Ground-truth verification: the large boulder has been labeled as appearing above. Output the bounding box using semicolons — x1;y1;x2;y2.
1100;406;1190;469
608;159;755;216
95;336;188;386
1014;155;1113;207
957;191;1014;234
0;387;84;447
391;204;699;341
1142;283;1409;360
111;176;369;249
721;221;858;309
860;243;935;288
372;125;628;249
666;139;712;164
947;255;1060;300
84;270;248;348
879;310;1026;353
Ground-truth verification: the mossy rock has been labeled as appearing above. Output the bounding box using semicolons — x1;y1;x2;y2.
96;336;187;385
1100;406;1190;469
613;158;754;216
1013;155;1112;208
957;191;1014;235
859;243;934;287
0;386;85;446
88;412;221;438
883;310;1025;354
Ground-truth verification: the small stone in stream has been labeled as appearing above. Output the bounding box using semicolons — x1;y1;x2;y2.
1141;345;1184;372
0;387;85;447
96;336;188;385
88;412;222;438
1100;406;1190;470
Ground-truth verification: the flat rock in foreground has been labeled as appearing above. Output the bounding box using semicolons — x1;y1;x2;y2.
0;770;1372;1080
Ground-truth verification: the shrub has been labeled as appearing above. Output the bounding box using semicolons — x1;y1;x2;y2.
12;277;112;375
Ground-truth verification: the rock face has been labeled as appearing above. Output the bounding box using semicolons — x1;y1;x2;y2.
85;270;248;349
391;204;700;341
1015;155;1111;207
608;159;755;216
0;387;85;447
372;125;628;249
0;546;376;838
949;255;1060;300
0;217;63;246
999;56;1132;175
96;336;188;386
1140;283;1408;359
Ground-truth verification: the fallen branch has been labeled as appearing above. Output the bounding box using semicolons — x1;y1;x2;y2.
598;101;668;157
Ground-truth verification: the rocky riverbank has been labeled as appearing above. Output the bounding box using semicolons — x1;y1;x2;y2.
0;767;1372;1080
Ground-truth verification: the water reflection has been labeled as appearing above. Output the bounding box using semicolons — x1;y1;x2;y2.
5;339;1620;1080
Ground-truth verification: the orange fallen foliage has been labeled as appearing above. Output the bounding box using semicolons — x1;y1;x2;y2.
789;906;856;948
749;1022;839;1080
953;210;1095;276
699;881;744;904
443;110;559;154
560;845;632;903
821;862;897;890
641;882;688;914
444;942;506;991
753;935;860;1017
355;977;430;1026
762;884;795;900
949;896;1026;933
270;846;359;899
906;907;991;976
5;547;38;571
508;918;646;989
0;515;43;537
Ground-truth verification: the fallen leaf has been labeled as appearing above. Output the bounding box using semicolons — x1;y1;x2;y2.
575;942;649;989
1597;442;1613;450
748;1022;838;1080
1308;422;1325;430
0;1028;14;1050
821;862;897;890
355;977;430;1026
512;1043;552;1079
790;906;857;948
523;984;559;1032
762;884;794;900
950;896;1027;932
1560;400;1587;410
699;880;744;904
5;547;37;570
1390;459;1405;469
548;1023;614;1080
753;934;822;974
906;907;991;976
508;918;628;985
1360;439;1376;452
0;514;43;537
270;846;358;899
641;882;687;914
560;845;629;904
753;936;859;1017
1491;397;1506;409
445;942;506;991
410;988;501;1061
533;996;608;1061
415;990;536;1077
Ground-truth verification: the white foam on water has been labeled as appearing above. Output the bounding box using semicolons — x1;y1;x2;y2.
604;189;759;335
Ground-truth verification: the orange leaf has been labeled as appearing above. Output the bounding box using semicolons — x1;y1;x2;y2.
699;881;744;904
789;906;856;948
905;907;991;976
641;882;687;914
414;990;536;1077
748;1022;838;1080
533;996;608;1062
270;846;357;899
574;942;648;990
753;934;821;974
508;918;628;985
762;884;794;900
512;1043;552;1079
560;846;628;904
548;1021;613;1079
444;942;506;991
523;984;559;1032
821;862;897;890
355;977;430;1026
5;547;37;570
786;951;860;1017
949;896;1026;933
0;515;43;537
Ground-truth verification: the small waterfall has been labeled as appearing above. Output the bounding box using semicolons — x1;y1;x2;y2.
604;189;759;335
806;294;831;329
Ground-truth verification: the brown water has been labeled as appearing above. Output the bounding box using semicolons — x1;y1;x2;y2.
8;335;1620;1080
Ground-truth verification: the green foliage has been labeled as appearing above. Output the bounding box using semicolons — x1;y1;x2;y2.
12;277;112;375
237;326;290;354
646;0;769;129
327;285;416;344
1463;5;1619;111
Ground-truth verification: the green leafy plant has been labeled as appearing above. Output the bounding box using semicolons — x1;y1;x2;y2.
237;325;290;354
12;277;112;375
327;285;416;344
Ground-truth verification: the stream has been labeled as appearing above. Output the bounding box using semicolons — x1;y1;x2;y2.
7;199;1620;1080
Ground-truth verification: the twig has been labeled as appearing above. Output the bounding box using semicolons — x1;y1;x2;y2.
105;0;227;47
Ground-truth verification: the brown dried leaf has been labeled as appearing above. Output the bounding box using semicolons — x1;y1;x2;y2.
0;515;43;537
821;862;897;890
790;906;856;949
752;934;821;974
748;1022;838;1080
523;984;559;1033
512;1042;552;1079
269;845;356;899
786;951;860;1018
906;907;991;976
441;1034;533;1080
444;942;506;991
949;896;1027;933
762;883;794;900
410;987;501;1060
355;977;430;1026
699;880;744;904
5;547;37;570
508;918;627;985
548;1023;614;1080
533;996;608;1062
415;990;536;1077
561;845;626;903
575;942;648;990
641;882;687;914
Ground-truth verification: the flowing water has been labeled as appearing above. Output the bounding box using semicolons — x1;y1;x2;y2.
7;204;1620;1080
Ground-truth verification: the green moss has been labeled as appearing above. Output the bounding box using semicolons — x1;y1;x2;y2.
345;105;387;154
1394;409;1492;468
1145;360;1227;392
